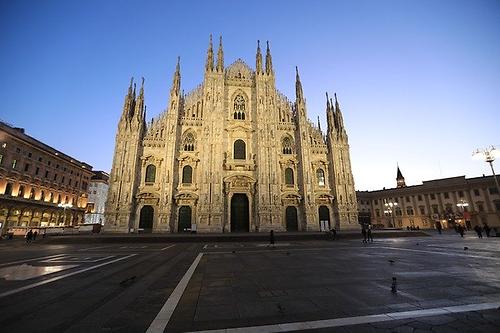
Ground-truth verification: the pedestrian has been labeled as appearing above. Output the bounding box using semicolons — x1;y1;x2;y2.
269;230;275;247
33;230;38;241
457;224;464;238
474;224;483;239
367;224;373;242
436;222;442;234
328;227;336;241
26;229;33;244
361;225;367;243
483;223;491;237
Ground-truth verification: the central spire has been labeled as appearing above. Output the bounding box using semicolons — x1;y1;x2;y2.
256;40;263;74
216;35;224;72
205;34;214;72
171;56;181;96
265;41;273;74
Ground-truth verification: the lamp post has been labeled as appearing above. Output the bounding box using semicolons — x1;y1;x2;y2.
473;146;500;195
384;199;398;228
58;203;73;226
456;199;469;228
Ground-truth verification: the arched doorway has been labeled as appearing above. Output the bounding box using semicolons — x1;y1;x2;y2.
286;206;298;231
139;205;154;233
319;206;330;231
231;194;249;232
178;206;192;232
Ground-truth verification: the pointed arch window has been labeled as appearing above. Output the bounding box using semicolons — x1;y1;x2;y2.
18;185;25;198
182;165;193;184
285;168;294;185
182;133;195;151
282;137;293;154
234;139;246;160
145;164;156;183
317;168;325;186
40;190;45;201
233;95;246;120
4;183;13;196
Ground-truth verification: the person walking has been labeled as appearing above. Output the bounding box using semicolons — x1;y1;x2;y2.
33;230;38;241
367;224;373;242
474;224;483;239
269;230;275;247
483;223;491;237
436;222;442;234
25;229;33;244
361;225;367;243
457;224;464;238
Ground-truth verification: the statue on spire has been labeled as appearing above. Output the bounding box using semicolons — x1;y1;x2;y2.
295;66;303;101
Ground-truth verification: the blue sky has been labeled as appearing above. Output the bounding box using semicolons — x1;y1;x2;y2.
1;0;499;190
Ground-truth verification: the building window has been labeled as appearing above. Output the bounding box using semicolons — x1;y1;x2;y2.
16;148;20;153
12;159;17;169
38;157;42;162
443;192;449;199
375;209;380;217
0;154;3;165
145;164;156;183
61;176;65;184
4;183;13;196
395;207;402;216
282;137;293;154
234;140;246;160
419;206;425;215
430;193;436;200
406;207;414;215
405;196;410;203
18;185;25;198
53;173;58;181
489;187;499;195
40;190;45;201
233;94;246;120
417;195;422;201
182;133;195;151
458;191;464;197
374;199;378;205
495;201;500;212
82;182;88;190
45;170;49;178
285;168;294;185
28;152;32;158
29;188;35;199
24;163;30;172
477;203;484;212
474;189;480;196
317;169;325;186
182;165;193;184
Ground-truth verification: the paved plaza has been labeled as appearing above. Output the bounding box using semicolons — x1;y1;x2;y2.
0;231;499;332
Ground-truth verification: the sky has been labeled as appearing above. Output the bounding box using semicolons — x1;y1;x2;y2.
1;0;499;191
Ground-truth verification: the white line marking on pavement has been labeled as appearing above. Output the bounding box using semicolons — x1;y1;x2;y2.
187;301;500;332
0;254;137;299
160;245;175;251
378;246;500;261
78;246;113;251
202;244;208;249
0;254;67;267
41;255;116;263
146;253;203;333
206;246;368;255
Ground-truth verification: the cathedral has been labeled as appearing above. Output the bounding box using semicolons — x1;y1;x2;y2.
104;36;358;233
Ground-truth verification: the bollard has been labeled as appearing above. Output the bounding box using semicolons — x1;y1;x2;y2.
391;277;397;293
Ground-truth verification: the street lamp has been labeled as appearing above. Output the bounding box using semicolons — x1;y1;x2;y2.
384;199;398;228
58;203;73;226
456;199;469;228
473;145;500;195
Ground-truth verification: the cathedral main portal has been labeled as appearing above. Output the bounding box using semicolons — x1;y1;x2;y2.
231;194;249;232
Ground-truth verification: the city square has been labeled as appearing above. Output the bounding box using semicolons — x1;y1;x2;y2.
0;232;499;332
1;0;500;332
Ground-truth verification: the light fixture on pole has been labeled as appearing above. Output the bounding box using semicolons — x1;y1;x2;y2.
456;199;469;227
58;203;73;226
384;199;398;228
473;145;500;195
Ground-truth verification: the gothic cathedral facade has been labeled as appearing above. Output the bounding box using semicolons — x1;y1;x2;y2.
104;37;358;233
